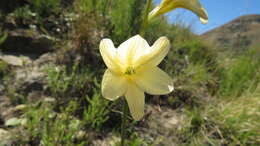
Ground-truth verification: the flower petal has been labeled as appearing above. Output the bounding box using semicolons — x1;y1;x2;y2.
135;67;174;95
125;84;145;120
185;0;208;24
198;7;208;24
100;39;122;74
118;35;149;66
134;36;170;68
101;69;127;101
148;0;208;24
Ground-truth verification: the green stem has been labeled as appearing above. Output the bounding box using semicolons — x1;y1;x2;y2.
139;0;152;36
121;98;128;146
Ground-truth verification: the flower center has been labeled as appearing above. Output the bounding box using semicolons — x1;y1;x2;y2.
124;67;135;75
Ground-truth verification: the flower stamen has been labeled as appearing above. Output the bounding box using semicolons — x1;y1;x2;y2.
125;67;135;75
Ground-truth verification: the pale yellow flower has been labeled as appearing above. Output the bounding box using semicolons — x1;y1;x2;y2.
100;35;173;120
148;0;208;24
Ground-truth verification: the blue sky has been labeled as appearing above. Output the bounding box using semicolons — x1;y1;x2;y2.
154;0;260;34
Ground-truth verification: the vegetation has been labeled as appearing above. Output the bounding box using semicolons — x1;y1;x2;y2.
0;60;9;78
179;89;260;146
219;48;260;97
29;0;61;16
0;0;259;145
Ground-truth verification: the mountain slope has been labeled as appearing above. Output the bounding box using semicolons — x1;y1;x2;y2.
201;15;260;52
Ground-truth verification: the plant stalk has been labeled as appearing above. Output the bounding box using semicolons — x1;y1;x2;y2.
139;0;153;36
121;98;128;146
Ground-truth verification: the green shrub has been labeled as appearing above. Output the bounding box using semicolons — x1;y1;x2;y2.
145;18;176;42
25;101;86;145
75;0;108;15
160;28;218;77
12;5;34;19
46;63;95;98
174;39;217;66
29;0;61;16
181;63;213;87
74;0;145;45
82;89;110;130
109;0;146;45
46;63;111;130
0;31;8;45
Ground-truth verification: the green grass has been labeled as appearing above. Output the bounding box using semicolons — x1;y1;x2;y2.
219;49;260;97
178;88;260;146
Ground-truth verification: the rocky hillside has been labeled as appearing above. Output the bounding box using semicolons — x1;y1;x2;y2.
201;14;260;52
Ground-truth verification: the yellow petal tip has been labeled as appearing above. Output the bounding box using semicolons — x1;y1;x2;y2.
199;7;208;24
200;17;208;24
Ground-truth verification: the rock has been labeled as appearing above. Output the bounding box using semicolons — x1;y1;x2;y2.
0;96;13;120
69;119;81;130
43;97;56;103
1;104;27;119
0;128;9;137
0;29;55;56
0;84;4;94
0;0;26;13
5;117;26;127
14;66;46;99
0;128;12;145
107;135;121;146
34;53;57;65
15;66;44;81
92;134;121;146
1;55;48;104
0;55;23;66
75;130;86;140
136;105;184;146
14;104;27;111
27;91;43;103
